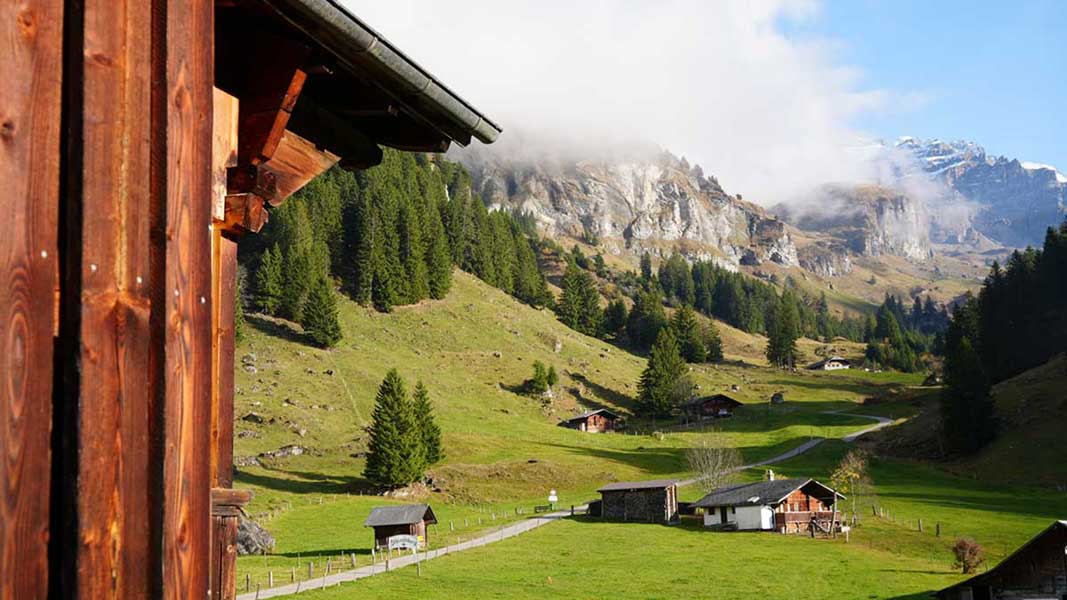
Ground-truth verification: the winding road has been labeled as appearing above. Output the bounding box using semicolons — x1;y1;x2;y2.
236;411;893;600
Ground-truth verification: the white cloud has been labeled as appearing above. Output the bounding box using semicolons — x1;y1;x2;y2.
342;0;924;205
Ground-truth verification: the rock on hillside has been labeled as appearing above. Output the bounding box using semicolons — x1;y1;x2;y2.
896;137;1067;247
778;184;932;263
465;151;798;270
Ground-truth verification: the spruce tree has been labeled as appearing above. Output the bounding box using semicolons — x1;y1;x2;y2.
524;361;550;395
627;289;668;351
279;248;312;322
398;200;429;303
254;244;283;315
765;292;800;369
363;370;425;488
425;201;453;299
556;262;602;336
301;275;343;348
703;321;724;362
637;328;689;417
640;251;653;283
412;381;443;465
602;298;629;340
546;365;559;388
670;305;706;363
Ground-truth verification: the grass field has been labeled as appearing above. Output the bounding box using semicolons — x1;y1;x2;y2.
232;270;1057;599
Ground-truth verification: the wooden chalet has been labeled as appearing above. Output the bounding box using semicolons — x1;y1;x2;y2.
364;504;438;550
807;356;852;371
693;476;843;533
682;394;743;421
1;1;499;598
597;480;680;524
561;408;620;432
937;520;1067;600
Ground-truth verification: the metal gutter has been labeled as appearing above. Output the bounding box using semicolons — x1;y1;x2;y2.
261;0;502;145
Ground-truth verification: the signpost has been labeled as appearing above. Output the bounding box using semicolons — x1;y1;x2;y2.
387;535;421;576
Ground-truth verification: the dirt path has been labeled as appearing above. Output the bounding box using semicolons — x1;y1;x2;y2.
237;412;893;599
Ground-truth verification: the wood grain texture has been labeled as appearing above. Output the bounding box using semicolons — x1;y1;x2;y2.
161;1;214;598
213;238;238;488
266;130;340;205
0;1;63;598
75;1;157;596
212;90;239;222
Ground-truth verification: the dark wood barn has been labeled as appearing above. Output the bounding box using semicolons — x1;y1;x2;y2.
682;394;743;421
937;520;1067;600
598;480;680;524
561;409;620;432
693;477;843;533
365;505;438;550
1;1;498;598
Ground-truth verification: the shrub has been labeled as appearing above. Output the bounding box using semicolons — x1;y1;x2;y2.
952;537;986;574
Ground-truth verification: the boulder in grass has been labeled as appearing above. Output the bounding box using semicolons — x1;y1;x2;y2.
236;515;275;555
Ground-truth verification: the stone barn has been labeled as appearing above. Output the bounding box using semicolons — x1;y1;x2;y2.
561;409;619;432
598;480;679;524
937;520;1067;600
364;504;438;550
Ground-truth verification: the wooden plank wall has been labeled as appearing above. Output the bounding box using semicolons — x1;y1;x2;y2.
0;1;63;598
75;1;157;596
161;1;215;598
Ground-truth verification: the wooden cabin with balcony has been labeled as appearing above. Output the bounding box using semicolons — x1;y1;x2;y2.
693;477;843;534
1;1;499;598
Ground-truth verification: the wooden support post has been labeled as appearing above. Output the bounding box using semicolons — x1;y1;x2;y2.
1;1;62;598
936;522;941;537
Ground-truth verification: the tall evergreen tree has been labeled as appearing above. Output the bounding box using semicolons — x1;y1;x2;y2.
556;262;602;336
412;381;443;465
254;243;283;314
363;370;425;488
703;321;724;363
941;300;995;454
765;291;800;369
640;252;654;283
670;305;706;363
424;200;453;299
301;275;343;348
627;289;668;351
602;298;629;340
637;328;689;417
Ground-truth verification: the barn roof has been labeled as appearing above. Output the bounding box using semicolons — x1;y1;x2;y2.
598;479;678;492
363;504;438;527
692;478;841;508
683;394;742;407
563;408;620;423
936;520;1067;598
218;0;501;162
807;356;851;370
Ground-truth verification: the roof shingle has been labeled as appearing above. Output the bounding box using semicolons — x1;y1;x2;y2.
363;504;436;527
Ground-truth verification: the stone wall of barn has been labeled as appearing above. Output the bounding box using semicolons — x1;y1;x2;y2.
601;488;677;523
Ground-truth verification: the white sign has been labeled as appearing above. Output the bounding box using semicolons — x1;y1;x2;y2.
387;535;419;551
548;489;558;503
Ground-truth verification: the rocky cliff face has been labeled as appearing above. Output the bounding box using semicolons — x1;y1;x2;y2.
895;137;1067;247
777;185;933;263
465;152;799;270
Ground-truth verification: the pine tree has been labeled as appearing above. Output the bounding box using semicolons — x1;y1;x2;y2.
254;244;283;314
300;275;343;348
670;305;706;363
412;381;443;465
703;321;724;363
546;365;559;388
398;200;429;303
627;289;668;351
363;370;425;488
637;328;689;417
425;200;453;299
765;291;800;369
556;262;601;336
640;252;653;283
279;248;312;322
524;361;550;395
602;298;629;340
941;299;995;454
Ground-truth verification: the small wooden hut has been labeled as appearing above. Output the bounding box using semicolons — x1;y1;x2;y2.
682;394;743;421
365;504;438;550
597;480;679;524
560;409;619;432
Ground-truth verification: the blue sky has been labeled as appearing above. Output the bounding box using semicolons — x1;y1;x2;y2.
784;0;1067;168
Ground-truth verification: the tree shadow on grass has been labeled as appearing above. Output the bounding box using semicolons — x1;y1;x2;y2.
568;372;635;412
246;313;309;345
236;466;372;496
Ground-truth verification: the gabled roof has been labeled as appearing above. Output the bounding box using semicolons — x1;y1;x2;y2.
807;356;852;369
363;504;437;527
598;479;678;493
563;408;620;423
692;478;841;508
936;520;1067;598
683;394;742;408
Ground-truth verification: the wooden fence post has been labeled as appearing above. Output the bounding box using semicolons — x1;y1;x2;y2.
450;521;454;532
291;567;295;583
571;505;575;516
350;552;356;568
936;522;941;537
308;561;313;579
918;519;924;533
268;571;273;587
245;574;250;592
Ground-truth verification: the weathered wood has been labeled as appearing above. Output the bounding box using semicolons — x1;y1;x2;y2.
1;0;63;597
161;1;215;598
224;193;270;234
237;39;310;166
211;488;253;510
267;130;340;204
213;237;239;487
75;0;157;597
212;89;240;221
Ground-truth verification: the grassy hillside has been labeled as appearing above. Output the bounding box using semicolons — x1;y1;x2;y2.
239;269;1066;597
